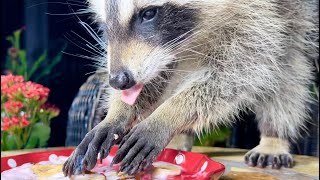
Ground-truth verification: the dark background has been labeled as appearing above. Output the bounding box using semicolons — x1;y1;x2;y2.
1;0;96;147
1;0;318;156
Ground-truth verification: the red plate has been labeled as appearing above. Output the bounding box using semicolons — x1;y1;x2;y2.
1;146;225;179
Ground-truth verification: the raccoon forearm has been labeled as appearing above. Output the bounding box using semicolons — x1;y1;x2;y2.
145;94;198;136
104;92;135;127
147;79;243;135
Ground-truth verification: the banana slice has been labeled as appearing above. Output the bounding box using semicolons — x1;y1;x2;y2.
152;161;182;178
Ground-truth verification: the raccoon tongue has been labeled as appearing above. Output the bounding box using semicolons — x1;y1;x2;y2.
121;84;144;105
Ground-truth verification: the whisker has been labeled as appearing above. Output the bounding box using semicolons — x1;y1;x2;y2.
71;30;105;54
27;1;87;9
158;69;194;73
54;14;88;23
85;70;100;76
64;3;106;49
62;51;99;61
45;10;91;16
79;21;106;49
63;33;102;58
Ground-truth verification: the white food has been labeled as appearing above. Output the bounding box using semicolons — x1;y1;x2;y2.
152;161;182;179
1;163;37;180
113;134;119;140
1;156;183;180
38;156;69;165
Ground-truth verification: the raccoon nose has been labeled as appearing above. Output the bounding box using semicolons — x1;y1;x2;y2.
109;70;136;90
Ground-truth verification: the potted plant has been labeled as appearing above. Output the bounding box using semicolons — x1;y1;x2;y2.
1;75;60;150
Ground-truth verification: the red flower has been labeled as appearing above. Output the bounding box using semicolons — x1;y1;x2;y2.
22;81;49;101
11;116;20;126
1;75;58;134
1;122;10;131
1;75;24;92
1;117;11;131
2;82;24;100
8;47;18;59
41;103;60;117
1;76;50;101
4;101;24;113
21;115;30;127
23;91;39;99
1;115;30;131
2;117;10;123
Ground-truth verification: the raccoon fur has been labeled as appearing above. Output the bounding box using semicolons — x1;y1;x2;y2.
63;0;319;176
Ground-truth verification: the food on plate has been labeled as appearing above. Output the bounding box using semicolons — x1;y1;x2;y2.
151;161;182;178
1;163;37;179
31;164;105;180
31;164;64;178
1;156;183;179
113;134;119;140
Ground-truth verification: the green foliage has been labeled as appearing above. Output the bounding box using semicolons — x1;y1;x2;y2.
28;51;47;80
4;27;66;83
24;123;51;149
34;49;65;83
311;83;319;100
1;75;60;151
1;132;18;150
194;126;231;146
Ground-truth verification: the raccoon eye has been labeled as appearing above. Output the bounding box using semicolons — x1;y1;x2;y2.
141;8;158;22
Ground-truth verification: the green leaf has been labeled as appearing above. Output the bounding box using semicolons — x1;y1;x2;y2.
5;56;12;71
18;50;28;79
28;50;48;81
39;127;51;147
13;29;22;49
2;133;18;150
25;123;51;149
48;44;67;70
6;36;15;46
312;83;319;100
34;44;65;82
24;133;37;149
194;126;231;146
11;59;18;75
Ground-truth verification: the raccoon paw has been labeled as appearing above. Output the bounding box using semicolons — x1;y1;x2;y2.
63;123;125;177
244;149;293;169
63;129;96;176
111;121;170;175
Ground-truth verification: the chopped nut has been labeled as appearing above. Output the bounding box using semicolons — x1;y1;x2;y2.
114;134;119;140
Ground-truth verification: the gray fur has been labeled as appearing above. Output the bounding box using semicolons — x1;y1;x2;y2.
63;0;319;176
97;0;318;139
99;0;318;163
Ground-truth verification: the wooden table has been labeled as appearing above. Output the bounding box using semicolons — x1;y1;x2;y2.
1;146;319;180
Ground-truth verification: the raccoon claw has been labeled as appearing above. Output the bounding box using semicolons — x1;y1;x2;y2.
63;130;96;177
63;123;125;176
244;151;293;169
118;148;157;175
112;122;168;175
63;153;85;177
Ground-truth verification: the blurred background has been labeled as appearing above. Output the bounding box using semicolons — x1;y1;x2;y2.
1;0;318;157
1;0;97;149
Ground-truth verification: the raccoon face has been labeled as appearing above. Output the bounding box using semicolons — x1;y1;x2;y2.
89;0;199;104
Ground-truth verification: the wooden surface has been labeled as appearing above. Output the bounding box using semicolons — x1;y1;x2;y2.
1;146;319;180
192;147;319;180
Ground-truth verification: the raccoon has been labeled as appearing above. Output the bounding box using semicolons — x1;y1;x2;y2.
63;0;318;176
